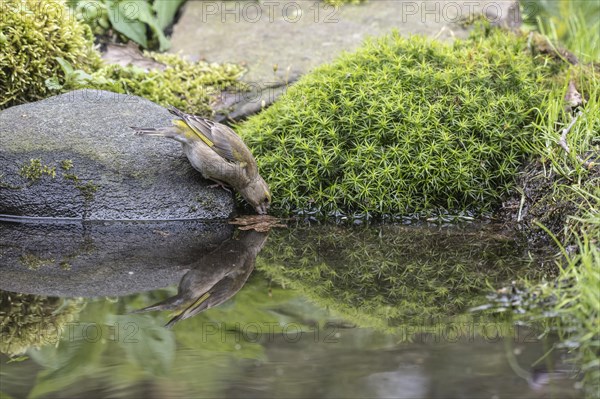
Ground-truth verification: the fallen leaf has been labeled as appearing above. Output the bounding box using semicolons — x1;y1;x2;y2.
229;215;287;232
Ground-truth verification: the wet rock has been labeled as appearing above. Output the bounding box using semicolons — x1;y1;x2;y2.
0;90;234;220
0;219;235;297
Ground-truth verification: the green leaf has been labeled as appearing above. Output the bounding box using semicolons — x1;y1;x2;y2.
55;57;74;75
152;0;185;30
108;1;148;48
135;1;171;51
71;70;94;85
45;77;63;91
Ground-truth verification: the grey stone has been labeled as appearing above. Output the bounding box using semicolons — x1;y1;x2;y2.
171;0;516;88
0;90;234;220
214;82;293;122
0;219;235;297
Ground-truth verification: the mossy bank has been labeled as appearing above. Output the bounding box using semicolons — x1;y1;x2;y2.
238;25;570;219
0;0;101;109
0;0;244;116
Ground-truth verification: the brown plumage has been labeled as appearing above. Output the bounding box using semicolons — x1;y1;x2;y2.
132;106;271;214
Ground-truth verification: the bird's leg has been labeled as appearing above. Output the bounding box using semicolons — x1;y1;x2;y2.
207;178;232;193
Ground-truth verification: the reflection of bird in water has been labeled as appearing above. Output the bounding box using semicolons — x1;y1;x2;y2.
505;341;578;393
528;367;578;392
134;230;268;328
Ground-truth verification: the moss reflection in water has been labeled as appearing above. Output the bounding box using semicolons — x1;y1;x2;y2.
257;224;553;333
0;291;85;357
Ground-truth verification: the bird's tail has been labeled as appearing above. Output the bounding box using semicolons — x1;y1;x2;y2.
130;126;190;145
129;295;183;314
131;126;175;137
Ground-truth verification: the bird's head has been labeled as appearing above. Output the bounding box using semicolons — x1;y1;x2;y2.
239;176;271;215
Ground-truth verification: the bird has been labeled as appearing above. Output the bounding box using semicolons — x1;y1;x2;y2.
132;230;269;328
131;106;271;214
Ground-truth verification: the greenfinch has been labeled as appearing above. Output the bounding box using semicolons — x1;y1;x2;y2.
132;106;271;214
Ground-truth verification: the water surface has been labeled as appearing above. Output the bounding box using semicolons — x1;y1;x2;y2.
0;222;582;398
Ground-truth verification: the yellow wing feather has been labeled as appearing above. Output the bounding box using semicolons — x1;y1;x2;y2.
170;292;211;318
173;119;214;147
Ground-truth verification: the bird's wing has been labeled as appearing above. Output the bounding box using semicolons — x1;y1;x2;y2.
164;292;211;329
168;106;257;177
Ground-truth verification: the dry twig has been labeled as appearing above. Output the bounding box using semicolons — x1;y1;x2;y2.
558;111;596;169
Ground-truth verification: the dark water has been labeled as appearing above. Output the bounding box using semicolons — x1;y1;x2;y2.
0;221;583;398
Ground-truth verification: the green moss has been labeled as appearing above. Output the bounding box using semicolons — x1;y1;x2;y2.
77;182;98;201
18;254;56;270
59;261;72;270
63;173;79;182
1;1;244;116
0;0;102;109
0;291;85;356
193;193;221;210
12;159;99;200
63;173;98;201
18;159;56;182
60;159;74;171
11;159;99;200
239;25;564;218
68;52;246;116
